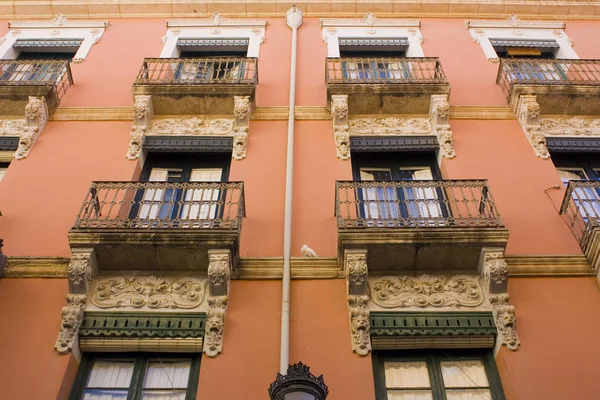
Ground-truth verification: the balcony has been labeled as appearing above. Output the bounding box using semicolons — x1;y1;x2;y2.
0;59;72;115
326;57;450;114
560;180;600;271
132;57;257;115
68;181;245;273
497;59;600;115
335;180;509;274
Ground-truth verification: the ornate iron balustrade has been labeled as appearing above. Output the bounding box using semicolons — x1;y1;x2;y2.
0;59;73;99
134;57;258;85
497;58;600;99
335;180;502;229
560;180;600;249
326;57;448;84
74;181;245;230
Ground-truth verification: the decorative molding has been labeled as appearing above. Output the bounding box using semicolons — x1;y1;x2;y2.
489;293;520;351
429;95;455;158
208;250;231;297
126;95;153;160
331;95;350;160
540;117;600;136
51;107;133;121
505;254;593;276
349;118;432;135
54;294;87;355
148;118;234;136
168;15;267;28
479;248;508;294
232;127;248;160
232;96;251;160
344;250;371;356
466;14;565;30
204;249;231;357
9;14;109;29
321;16;420;28
369;275;484;308
238;257;342;279
516;95;549;159
0;119;26;136
90;276;205;309
67;251;96;294
143;136;232;152
3;256;69;278
79;312;206;338
14;97;48;160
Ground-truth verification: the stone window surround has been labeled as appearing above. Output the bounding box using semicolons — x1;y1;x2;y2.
466;15;577;62
321;15;424;58
0;14;108;62
160;15;267;58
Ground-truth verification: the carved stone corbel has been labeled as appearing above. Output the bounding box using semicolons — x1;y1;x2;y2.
204;249;231;357
489;293;520;351
331;95;350;160
478;248;508;294
429;94;455;159
67;249;97;295
517;95;548;159
126;95;153;160
15;97;48;160
344;249;371;356
232;96;251;160
54;294;87;355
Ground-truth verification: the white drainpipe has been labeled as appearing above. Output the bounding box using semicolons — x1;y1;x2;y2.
280;6;303;374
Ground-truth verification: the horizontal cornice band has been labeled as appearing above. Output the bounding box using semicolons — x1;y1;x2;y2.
3;254;594;278
0;2;598;20
49;105;514;122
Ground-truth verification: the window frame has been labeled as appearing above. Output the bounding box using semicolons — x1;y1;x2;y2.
69;353;201;400
351;152;443;181
552;153;600;182
372;350;506;400
141;153;232;183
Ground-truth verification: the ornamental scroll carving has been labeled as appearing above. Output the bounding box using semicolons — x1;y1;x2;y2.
204;295;227;357
331;95;350;160
148;118;234;136
91;276;205;309
483;252;508;291
429;95;455;159
490;293;520;351
55;294;87;355
369;275;484;308
15;97;48;160
233;96;251;160
348;295;371;356
517;95;549;159
349;118;432;135
0;120;26;136
126;95;153;160
539;117;600;136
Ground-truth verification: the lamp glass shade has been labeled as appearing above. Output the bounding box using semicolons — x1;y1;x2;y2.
284;393;316;400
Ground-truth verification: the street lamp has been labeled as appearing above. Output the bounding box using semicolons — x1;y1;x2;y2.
268;362;329;400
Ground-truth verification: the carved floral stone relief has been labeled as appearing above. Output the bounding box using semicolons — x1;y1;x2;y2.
369;275;484;308
539;117;600;136
55;294;87;354
349;117;432;135
148;118;234;136
91;276;205;309
490;293;520;351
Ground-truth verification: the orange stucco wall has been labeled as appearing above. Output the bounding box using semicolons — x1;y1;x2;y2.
0;121;137;257
0;279;72;400
497;277;600;400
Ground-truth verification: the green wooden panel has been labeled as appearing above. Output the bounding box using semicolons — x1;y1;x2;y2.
370;312;497;337
80;312;206;338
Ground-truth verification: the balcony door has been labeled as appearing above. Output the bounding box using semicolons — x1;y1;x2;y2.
1;51;74;83
175;50;247;82
339;43;409;81
554;154;600;221
133;154;230;227
352;153;446;226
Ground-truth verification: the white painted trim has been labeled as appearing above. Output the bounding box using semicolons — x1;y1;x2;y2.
468;26;577;61
0;15;107;61
160;26;265;58
466;14;564;30
321;18;420;28
322;26;424;58
168;19;267;28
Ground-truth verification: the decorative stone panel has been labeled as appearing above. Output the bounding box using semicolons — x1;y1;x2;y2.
344;249;371;356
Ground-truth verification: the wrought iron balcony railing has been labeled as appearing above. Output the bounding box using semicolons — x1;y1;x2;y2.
0;59;73;100
335;180;502;229
74;181;245;231
560;180;600;249
134;57;258;85
326;57;448;84
497;58;600;99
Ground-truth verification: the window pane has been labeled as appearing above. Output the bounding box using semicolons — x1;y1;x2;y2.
440;360;489;388
384;361;431;389
143;361;191;389
86;361;134;388
446;389;492;400
83;389;129;400
387;389;434;400
141;390;187;400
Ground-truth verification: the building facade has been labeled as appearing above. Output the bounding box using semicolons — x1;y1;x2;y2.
0;3;599;399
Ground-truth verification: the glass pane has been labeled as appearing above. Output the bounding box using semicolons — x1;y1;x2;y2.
141;390;187;400
446;389;492;400
384;361;431;389
86;361;134;388
557;169;588;186
83;389;129;400
387;389;434;400
441;360;489;388
143;361;191;389
284;393;317;400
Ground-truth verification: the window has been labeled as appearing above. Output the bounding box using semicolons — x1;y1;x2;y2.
69;354;201;400
175;40;249;82
352;152;446;225
553;153;600;220
338;38;411;81
372;350;505;400
130;153;231;226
